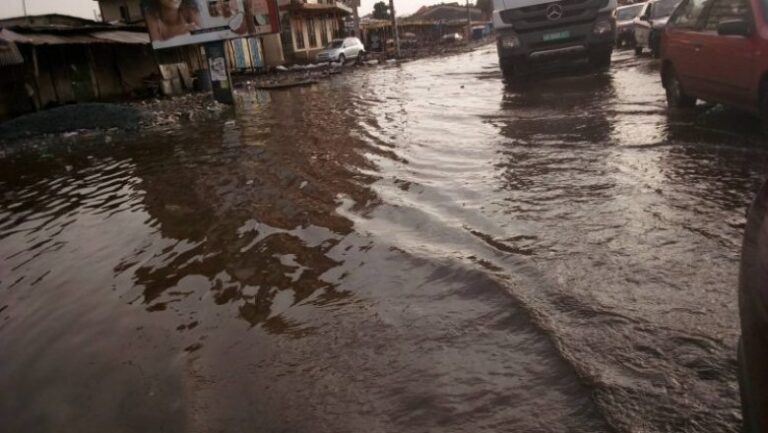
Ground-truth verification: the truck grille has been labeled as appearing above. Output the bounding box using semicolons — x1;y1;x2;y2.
499;0;608;32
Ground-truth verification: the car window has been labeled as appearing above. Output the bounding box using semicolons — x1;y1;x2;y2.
651;0;682;18
328;41;343;49
669;0;711;28
703;0;750;30
639;3;651;18
617;5;644;20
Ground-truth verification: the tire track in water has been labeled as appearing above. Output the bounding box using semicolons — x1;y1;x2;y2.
339;47;759;433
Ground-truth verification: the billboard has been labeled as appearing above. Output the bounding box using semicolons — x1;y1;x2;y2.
142;0;280;49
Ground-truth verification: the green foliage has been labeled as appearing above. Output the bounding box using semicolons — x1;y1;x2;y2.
474;0;493;16
372;1;391;19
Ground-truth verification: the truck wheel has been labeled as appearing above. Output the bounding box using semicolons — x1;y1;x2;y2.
589;50;612;71
665;66;696;109
500;60;514;76
500;60;528;78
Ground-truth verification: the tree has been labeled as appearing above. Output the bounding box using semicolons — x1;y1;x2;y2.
372;1;391;20
474;0;493;17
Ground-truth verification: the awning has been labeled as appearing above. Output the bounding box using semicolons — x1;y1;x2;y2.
0;30;24;66
91;30;151;44
280;3;352;15
0;28;150;46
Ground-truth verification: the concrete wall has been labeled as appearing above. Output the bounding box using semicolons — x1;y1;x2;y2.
99;0;144;23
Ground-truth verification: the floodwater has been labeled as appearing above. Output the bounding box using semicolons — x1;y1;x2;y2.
2;47;767;433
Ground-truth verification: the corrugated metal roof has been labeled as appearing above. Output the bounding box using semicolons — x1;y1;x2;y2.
91;31;150;44
0;31;24;66
0;27;150;46
280;3;352;14
12;33;106;45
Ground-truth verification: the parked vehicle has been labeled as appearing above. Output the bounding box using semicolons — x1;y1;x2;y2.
738;180;768;433
633;0;680;56
493;0;617;76
661;0;768;131
616;3;646;47
316;37;366;64
401;32;418;49
442;33;464;44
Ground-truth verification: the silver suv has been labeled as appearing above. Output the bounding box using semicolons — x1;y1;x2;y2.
316;37;366;64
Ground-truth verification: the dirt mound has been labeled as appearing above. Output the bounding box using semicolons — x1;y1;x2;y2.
0;103;147;141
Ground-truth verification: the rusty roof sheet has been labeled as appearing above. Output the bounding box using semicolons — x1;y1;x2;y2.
0;31;24;66
91;31;150;44
280;3;352;14
0;27;150;46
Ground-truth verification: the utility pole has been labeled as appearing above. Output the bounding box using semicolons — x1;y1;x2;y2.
389;0;400;58
22;0;28;20
466;0;472;41
352;0;361;38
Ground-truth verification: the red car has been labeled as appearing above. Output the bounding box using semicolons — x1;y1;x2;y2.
660;0;768;131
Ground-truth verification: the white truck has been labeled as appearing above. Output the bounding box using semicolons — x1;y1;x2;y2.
493;0;618;76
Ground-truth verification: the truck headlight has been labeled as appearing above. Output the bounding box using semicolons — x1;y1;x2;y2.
500;34;520;49
593;20;613;35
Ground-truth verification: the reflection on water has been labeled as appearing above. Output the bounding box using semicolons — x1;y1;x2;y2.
1;47;767;433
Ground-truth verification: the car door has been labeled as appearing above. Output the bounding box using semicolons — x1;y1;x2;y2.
635;3;653;46
664;0;712;95
695;0;757;109
343;39;354;58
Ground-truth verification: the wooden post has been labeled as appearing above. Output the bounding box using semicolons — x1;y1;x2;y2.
30;45;42;110
87;45;101;99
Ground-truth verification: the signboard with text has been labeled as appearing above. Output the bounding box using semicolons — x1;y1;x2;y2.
141;0;280;50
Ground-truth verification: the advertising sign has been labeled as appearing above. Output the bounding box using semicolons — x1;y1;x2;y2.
142;0;280;49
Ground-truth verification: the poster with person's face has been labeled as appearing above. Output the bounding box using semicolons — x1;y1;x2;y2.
141;0;279;49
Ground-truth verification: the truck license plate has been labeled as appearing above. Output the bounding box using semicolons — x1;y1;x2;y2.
543;31;571;42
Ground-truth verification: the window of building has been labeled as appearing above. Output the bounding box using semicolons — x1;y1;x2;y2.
307;18;318;48
321;17;329;46
294;19;305;50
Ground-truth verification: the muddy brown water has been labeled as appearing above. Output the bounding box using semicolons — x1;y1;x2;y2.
1;47;767;433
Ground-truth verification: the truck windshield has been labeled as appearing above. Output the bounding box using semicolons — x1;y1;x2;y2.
652;0;681;18
617;5;643;20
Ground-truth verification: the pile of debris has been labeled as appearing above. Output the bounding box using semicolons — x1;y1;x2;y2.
0;93;229;144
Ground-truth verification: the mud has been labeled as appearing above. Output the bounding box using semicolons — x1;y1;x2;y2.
1;47;766;433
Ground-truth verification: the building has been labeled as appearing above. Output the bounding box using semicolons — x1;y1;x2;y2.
95;0;354;65
360;2;489;50
95;0;266;69
275;0;352;63
0;15;174;120
408;3;484;22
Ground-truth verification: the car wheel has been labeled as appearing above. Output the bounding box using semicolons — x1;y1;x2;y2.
634;46;643;56
338;54;346;64
665;66;696;109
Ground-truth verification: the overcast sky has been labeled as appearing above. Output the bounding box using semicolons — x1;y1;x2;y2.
0;0;441;20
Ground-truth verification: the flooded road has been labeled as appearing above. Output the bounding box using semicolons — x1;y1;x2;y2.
2;47;767;433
